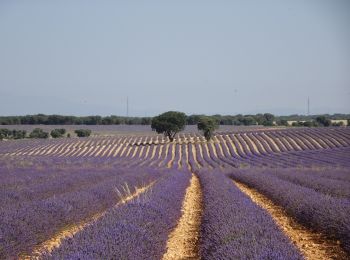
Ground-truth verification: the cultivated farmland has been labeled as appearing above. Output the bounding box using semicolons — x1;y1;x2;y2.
0;127;349;259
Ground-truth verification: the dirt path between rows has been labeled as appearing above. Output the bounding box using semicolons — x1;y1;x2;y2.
19;181;156;260
163;173;202;260
234;180;348;260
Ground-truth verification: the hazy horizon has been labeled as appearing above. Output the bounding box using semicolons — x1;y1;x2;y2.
1;0;349;117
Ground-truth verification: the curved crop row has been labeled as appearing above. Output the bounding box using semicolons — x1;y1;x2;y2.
44;170;190;259
1;128;349;170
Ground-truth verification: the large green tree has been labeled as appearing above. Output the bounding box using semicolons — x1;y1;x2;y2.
197;116;219;141
151;111;186;142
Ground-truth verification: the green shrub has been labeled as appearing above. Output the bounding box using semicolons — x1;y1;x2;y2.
0;129;10;140
29;128;49;139
75;129;91;137
50;128;66;138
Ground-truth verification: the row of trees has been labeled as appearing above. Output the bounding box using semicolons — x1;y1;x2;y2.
278;113;350;121
0;115;152;125
187;113;275;126
288;116;348;127
0;113;274;126
2;113;348;126
0;128;91;140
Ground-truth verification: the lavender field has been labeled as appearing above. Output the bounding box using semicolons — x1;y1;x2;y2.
0;127;349;259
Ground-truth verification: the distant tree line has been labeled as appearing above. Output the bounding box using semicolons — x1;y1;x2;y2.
289;116;348;127
0;114;152;125
187;113;275;126
0;113;276;126
0;113;348;127
277;114;350;121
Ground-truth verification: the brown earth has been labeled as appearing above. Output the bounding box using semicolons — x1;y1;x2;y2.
163;174;202;260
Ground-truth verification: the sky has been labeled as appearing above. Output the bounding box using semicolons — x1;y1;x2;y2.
0;0;349;116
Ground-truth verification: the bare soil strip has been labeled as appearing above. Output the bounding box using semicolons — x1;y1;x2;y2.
167;143;176;168
234;180;348;260
163;174;202;260
190;143;201;169
184;144;191;171
20;181;156;260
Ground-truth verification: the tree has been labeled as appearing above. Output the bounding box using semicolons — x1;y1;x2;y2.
29;128;49;139
197;116;219;141
262;113;275;126
151;111;186;142
50;128;66;138
75;129;92;137
315;116;331;127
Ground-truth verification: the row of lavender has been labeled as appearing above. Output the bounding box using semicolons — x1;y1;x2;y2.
0;156;163;259
197;170;303;259
184;144;350;170
44;168;190;259
228;168;350;255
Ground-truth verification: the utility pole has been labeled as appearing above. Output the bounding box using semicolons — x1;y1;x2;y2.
307;96;310;116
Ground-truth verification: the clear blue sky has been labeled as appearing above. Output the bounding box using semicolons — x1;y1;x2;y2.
0;0;349;116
